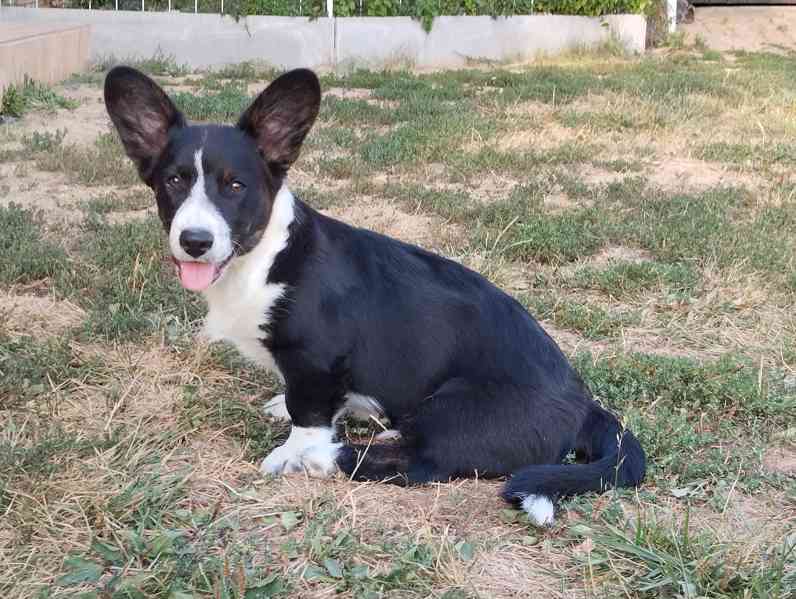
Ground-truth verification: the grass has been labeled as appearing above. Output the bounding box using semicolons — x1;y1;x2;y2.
34;131;139;186
172;82;252;122
0;204;68;287
565;261;699;297
73;214;204;341
1;48;796;598
563;497;795;599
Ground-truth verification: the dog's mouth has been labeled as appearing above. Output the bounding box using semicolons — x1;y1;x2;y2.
172;255;232;292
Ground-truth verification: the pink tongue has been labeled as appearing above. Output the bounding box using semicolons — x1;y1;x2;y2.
179;261;216;291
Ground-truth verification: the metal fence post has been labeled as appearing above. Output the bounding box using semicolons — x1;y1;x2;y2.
115;0;118;10
326;0;332;17
667;0;676;32
142;0;144;10
194;0;197;12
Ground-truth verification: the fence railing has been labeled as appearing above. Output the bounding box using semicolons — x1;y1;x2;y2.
2;0;334;16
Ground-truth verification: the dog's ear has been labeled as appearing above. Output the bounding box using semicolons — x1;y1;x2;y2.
237;69;321;178
104;66;185;184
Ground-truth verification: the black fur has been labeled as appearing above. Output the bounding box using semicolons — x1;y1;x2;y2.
105;66;646;517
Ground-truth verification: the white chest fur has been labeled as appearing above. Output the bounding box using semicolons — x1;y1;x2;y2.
200;186;295;377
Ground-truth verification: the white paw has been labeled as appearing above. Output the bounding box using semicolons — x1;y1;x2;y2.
263;394;291;420
521;494;555;527
260;426;340;477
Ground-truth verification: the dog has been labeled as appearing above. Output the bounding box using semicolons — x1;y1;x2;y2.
104;66;645;526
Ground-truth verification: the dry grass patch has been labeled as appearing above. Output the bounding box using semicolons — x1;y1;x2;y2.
0;292;85;338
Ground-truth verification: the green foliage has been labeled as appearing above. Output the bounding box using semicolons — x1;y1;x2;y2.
1;85;25;118
1;76;77;117
215;0;649;29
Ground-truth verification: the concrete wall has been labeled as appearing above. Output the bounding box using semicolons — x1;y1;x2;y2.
0;7;645;71
336;15;646;69
0;23;90;92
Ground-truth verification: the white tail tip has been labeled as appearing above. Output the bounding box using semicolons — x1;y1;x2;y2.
521;494;555;527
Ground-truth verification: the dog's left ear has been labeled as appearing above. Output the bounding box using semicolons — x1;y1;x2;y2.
104;66;186;185
237;69;321;178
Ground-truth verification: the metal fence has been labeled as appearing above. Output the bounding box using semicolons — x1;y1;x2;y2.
2;0;334;16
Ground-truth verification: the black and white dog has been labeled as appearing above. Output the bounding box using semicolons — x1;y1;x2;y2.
104;67;645;526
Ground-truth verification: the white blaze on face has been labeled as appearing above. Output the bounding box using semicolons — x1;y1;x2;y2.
169;149;233;291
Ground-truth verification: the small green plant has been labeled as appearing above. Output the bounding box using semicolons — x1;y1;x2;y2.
0;76;77;117
1;85;25;117
21;129;67;153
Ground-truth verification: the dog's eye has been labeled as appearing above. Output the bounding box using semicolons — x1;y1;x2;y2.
230;181;246;193
166;175;181;187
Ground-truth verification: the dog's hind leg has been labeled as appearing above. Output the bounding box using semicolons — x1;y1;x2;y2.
338;377;522;485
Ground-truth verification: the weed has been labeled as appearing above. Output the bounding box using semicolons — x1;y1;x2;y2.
129;48;191;77
0;76;77;117
21;128;67;153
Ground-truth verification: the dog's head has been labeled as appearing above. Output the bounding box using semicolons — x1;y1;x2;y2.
104;66;320;291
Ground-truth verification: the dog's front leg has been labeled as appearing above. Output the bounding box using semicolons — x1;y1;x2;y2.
260;371;342;478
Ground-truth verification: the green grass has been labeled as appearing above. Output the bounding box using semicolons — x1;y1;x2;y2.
564;498;795;599
81;190;152;215
574;352;794;490
0;204;68;287
0;335;100;408
172;83;252;122
527;296;640;339
74;215;203;341
566;261;699;297
697;141;796;166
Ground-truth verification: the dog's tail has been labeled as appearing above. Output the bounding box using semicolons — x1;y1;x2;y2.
501;407;646;527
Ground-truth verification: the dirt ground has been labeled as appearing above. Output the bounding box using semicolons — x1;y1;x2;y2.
682;6;796;52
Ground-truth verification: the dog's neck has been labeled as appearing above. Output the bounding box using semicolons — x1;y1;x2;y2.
204;184;296;305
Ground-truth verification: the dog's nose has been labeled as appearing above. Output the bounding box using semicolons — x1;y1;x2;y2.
179;228;214;258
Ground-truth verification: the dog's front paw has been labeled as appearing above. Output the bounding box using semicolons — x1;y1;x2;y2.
260;426;340;478
263;394;291;420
